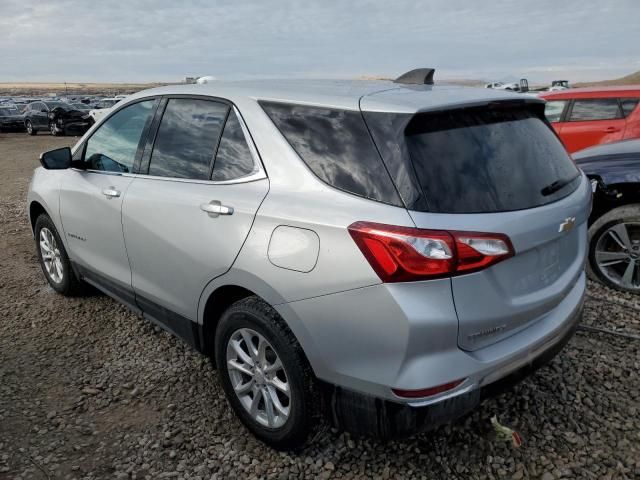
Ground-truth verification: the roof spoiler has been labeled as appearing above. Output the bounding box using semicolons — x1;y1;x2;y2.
393;68;435;85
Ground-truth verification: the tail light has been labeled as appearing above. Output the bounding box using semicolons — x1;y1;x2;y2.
348;221;514;282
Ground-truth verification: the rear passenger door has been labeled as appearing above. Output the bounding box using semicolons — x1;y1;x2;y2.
122;97;269;327
562;98;625;152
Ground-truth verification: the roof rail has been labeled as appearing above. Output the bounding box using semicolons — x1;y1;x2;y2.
393;68;435;85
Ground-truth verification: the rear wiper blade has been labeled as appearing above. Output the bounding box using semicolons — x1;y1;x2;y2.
540;174;580;196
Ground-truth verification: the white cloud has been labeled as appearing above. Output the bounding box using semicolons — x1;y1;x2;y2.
0;0;638;82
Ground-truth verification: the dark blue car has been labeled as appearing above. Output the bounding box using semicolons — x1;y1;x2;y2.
574;139;640;292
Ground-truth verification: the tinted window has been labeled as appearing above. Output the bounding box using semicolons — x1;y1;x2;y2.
544;100;567;122
260;101;401;205
569;99;622;121
212;110;256;181
404;107;580;213
84;100;155;173
148;98;227;179
621;98;639;117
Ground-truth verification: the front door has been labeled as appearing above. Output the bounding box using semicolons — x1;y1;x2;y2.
59;98;157;296
122;98;269;321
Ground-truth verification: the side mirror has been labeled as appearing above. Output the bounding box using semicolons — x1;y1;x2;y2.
40;147;72;170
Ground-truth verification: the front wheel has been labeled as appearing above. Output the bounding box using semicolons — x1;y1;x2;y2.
26;120;37;135
215;296;323;450
588;204;640;293
34;214;84;295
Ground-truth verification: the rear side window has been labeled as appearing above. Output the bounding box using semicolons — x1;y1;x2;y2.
544;100;567;122
569;99;622;121
212;110;256;181
148;98;228;180
260;101;401;206
379;107;580;214
621;98;639;117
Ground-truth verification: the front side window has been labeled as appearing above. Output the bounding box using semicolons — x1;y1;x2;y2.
212;110;256;181
260;101;401;205
621;98;640;117
148;98;228;180
569;99;622;121
84;99;155;173
544;100;567;122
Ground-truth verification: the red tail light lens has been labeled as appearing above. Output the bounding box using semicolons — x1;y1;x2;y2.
348;222;514;282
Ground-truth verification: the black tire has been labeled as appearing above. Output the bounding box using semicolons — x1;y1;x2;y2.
215;296;323;450
26;120;37;135
588;204;640;293
34;214;84;296
49;121;59;136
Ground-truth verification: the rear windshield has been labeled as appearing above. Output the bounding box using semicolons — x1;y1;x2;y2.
368;106;580;213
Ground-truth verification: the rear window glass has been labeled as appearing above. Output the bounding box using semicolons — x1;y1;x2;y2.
260;101;401;206
148;98;228;180
569;99;622;121
403;107;580;213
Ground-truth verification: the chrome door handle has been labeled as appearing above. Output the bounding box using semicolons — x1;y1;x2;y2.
102;187;121;198
200;200;234;217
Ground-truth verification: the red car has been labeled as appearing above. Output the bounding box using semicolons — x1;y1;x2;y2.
541;86;640;153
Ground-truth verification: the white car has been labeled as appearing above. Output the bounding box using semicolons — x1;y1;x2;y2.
88;98;122;125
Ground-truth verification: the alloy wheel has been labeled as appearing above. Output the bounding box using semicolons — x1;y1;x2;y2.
39;227;64;283
595;221;640;290
226;328;291;428
26;121;32;134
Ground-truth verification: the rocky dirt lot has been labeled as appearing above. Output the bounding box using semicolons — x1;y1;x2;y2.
0;132;639;480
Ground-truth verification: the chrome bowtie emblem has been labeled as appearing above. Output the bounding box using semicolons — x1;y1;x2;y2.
558;217;576;233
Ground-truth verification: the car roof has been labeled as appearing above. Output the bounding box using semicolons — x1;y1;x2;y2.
573;139;640;159
540;85;640;100
124;79;538;113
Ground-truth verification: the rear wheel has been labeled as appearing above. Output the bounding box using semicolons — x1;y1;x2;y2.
35;214;84;295
26;120;36;135
214;296;323;450
588;204;640;293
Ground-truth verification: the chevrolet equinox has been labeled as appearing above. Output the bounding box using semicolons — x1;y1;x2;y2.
27;69;590;449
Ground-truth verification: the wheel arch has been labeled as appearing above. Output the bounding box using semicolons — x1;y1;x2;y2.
29;200;51;235
197;271;323;376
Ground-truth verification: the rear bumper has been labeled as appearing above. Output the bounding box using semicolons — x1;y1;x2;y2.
327;297;583;438
56;121;90;134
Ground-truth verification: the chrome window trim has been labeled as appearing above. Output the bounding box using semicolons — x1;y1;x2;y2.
72;101;267;186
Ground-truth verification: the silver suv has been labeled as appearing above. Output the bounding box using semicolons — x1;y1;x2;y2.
28;69;591;449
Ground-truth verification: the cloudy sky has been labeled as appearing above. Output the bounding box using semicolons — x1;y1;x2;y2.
1;0;638;83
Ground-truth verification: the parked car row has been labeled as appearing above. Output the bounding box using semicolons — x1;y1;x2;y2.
0;95;126;135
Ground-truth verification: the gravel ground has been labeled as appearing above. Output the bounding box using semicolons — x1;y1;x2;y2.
1;132;639;480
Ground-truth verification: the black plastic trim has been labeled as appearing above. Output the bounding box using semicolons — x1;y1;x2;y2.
72;261;204;352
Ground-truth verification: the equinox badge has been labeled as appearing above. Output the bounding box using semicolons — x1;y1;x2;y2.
558;217;576;233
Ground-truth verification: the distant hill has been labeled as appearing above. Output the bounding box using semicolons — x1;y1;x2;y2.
576;70;640;87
